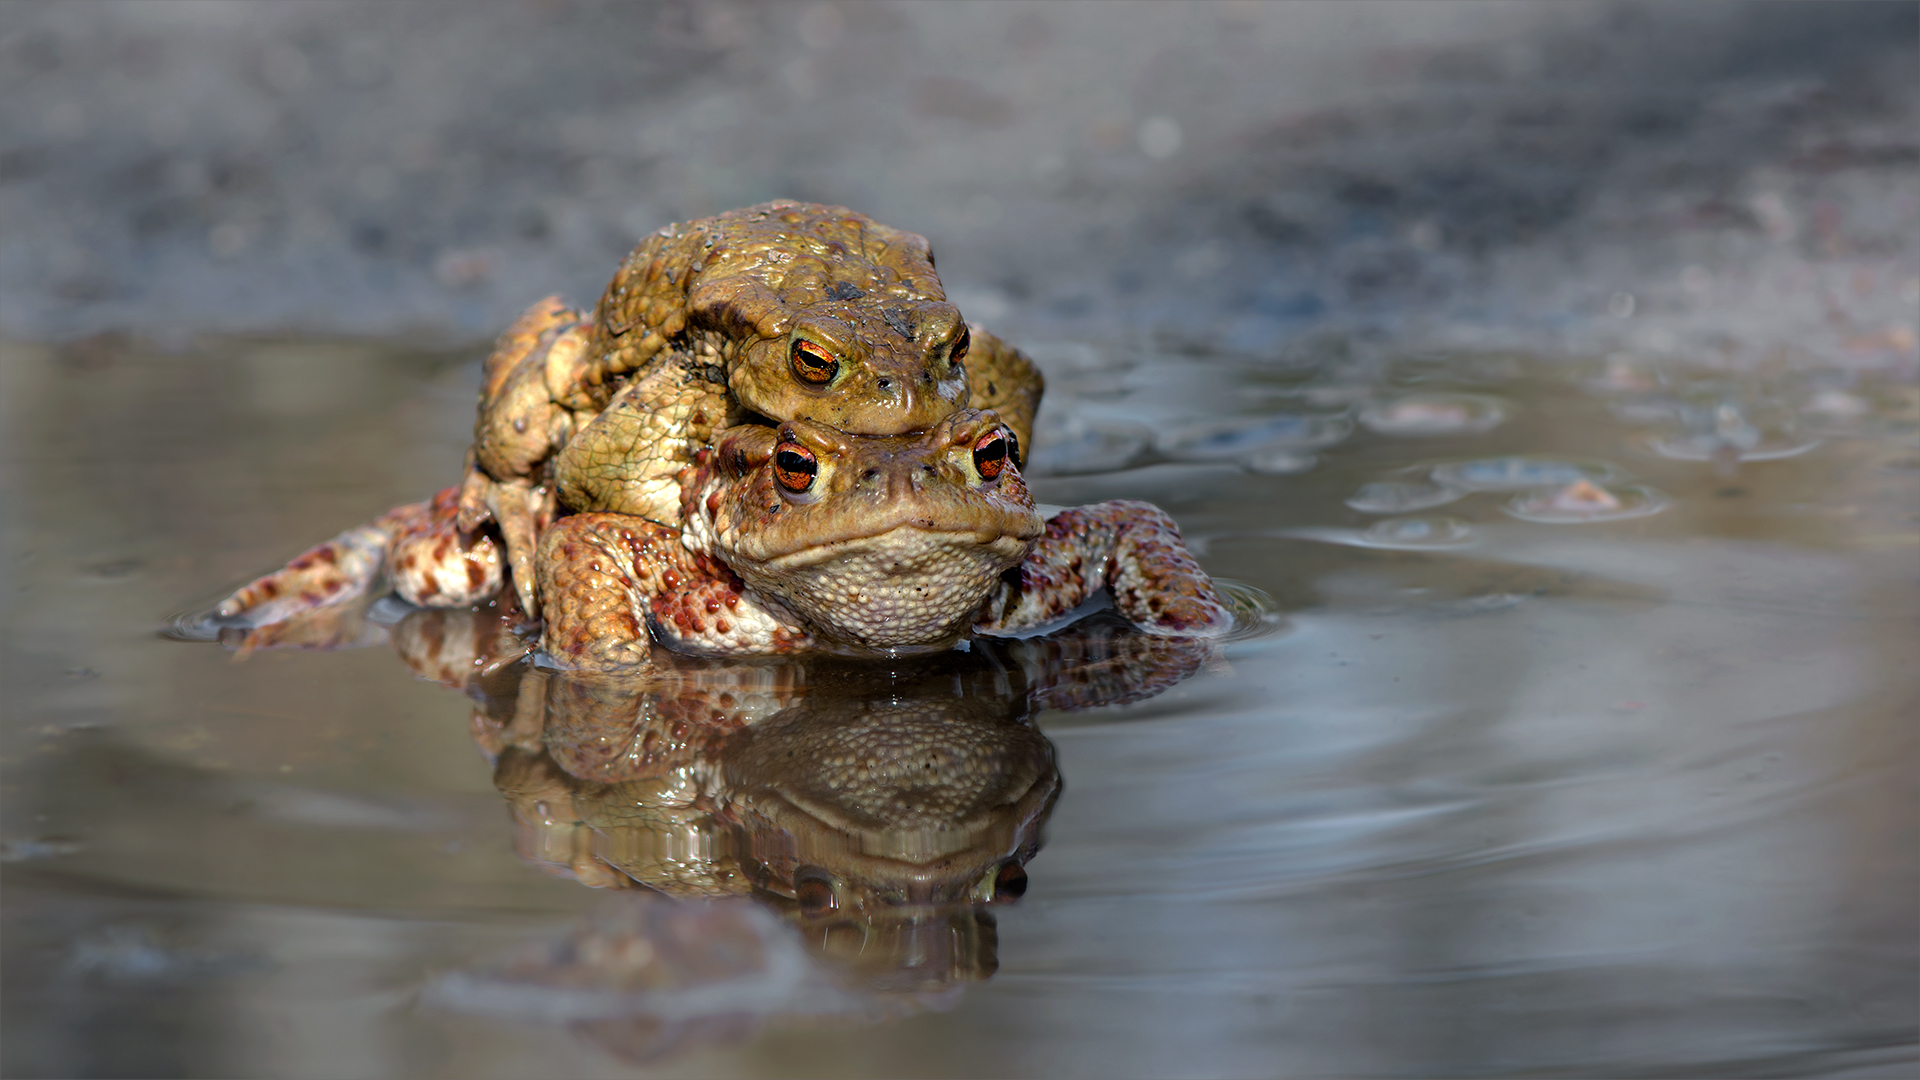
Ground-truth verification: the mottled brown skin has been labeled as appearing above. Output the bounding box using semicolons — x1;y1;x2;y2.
536;409;1231;671
470;653;1062;918
592;202;970;435
551;323;1042;529
537;409;1041;668
214;486;509;653
462;202;1044;610
213;419;1227;671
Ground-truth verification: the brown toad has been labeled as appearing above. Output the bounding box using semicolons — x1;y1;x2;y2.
214;409;1230;669
532;409;1229;670
461;202;1044;611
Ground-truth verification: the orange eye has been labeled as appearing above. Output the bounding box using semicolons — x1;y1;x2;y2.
949;324;971;369
774;442;817;492
972;429;1008;480
790;339;838;385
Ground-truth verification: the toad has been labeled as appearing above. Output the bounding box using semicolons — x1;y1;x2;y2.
215;410;1231;670
460;202;1044;612
536;409;1230;670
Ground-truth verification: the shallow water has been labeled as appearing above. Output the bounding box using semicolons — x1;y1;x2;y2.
2;334;1915;1078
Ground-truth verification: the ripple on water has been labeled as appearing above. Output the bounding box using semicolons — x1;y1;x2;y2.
1344;478;1465;513
1156;413;1352;462
1430;455;1622;492
1212;578;1288;641
1503;480;1670;524
1642;430;1821;462
1358;393;1505;436
1358;516;1476;549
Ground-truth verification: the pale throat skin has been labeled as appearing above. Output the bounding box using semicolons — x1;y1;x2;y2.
686;410;1045;654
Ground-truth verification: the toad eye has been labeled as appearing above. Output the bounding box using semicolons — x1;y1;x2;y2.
971;428;1009;480
948;324;971;369
790;339;838;385
991;862;1028;904
795;868;837;913
774;442;818;492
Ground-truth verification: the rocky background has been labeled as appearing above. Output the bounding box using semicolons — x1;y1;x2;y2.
3;1;1915;373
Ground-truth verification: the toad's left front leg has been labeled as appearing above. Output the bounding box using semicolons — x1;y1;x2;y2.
975;500;1232;638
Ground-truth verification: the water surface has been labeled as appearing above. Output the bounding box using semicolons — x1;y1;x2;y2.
2;334;1914;1077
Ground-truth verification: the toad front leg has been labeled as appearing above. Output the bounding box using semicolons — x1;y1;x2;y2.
535;513;815;671
974;500;1232;638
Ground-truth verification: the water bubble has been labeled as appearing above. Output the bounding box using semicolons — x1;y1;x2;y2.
1243;449;1318;475
1644;400;1819;462
1586;354;1662;395
1504;481;1670;524
1358;516;1475;549
1138;116;1182;160
1802;388;1871;419
1430;455;1621;492
1157;413;1351;461
1358;393;1505;436
1645;433;1821;462
1344;479;1464;513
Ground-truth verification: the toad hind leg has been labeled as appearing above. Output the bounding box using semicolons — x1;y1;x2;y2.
975;500;1232;638
536;513;814;671
216;486;504;629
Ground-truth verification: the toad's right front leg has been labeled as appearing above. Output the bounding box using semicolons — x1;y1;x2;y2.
535;514;814;671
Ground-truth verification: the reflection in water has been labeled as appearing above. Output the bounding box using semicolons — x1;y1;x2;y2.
6;330;1913;1077
378;603;1213;1062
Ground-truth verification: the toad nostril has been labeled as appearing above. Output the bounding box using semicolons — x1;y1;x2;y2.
861;468;880;482
875;377;891;390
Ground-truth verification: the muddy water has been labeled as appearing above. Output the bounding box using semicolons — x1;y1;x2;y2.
2;334;1914;1078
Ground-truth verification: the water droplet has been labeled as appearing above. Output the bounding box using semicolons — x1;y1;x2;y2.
1358;394;1505;436
1243;449;1318;475
1345;479;1464;513
1430;455;1621;492
1358;516;1475;548
1504;481;1670;524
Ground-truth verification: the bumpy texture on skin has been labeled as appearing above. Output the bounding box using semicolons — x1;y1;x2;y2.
552;345;739;525
534;409;1229;670
389;487;506;608
976;501;1235;638
686;410;1042;653
535;512;817;670
215;486;502;631
590;201;970;435
464;203;1045;612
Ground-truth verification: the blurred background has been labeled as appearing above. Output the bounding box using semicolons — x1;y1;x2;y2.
3;3;1916;1079
3;0;1914;363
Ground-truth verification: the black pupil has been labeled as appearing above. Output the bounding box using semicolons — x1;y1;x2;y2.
995;862;1027;899
777;448;815;476
796;878;833;910
794;342;835;379
974;436;1005;468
